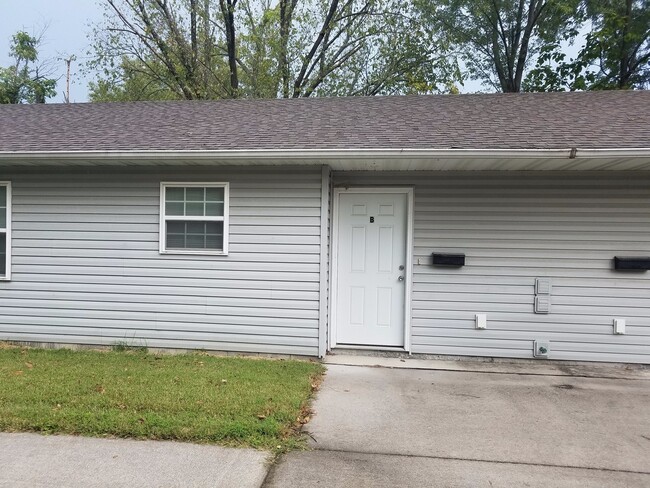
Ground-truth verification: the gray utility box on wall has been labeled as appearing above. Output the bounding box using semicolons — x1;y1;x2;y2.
534;278;552;314
534;340;550;358
535;296;551;313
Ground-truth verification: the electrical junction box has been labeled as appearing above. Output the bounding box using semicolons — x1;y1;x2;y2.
613;318;626;335
534;340;550;358
534;278;552;314
475;314;487;330
535;278;552;295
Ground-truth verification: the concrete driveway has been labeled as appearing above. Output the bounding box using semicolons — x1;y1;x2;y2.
265;358;650;487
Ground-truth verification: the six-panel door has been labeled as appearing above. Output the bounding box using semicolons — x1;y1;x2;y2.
335;192;408;347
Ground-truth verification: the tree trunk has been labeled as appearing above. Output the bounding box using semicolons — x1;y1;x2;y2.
190;0;199;95
203;0;213;94
513;0;544;92
293;0;339;97
220;0;239;97
617;0;633;88
279;0;297;98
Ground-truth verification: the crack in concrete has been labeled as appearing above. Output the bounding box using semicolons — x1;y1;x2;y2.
328;362;650;381
309;447;650;476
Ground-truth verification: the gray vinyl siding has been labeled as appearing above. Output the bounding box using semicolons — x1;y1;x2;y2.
0;166;323;356
333;171;650;364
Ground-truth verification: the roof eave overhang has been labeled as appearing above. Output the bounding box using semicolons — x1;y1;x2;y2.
2;148;650;159
1;148;649;171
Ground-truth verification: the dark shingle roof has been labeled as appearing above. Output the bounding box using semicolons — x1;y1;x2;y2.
1;91;649;152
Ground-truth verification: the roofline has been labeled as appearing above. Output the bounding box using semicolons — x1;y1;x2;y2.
1;148;650;161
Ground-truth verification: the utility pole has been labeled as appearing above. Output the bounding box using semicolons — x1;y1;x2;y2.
63;55;76;103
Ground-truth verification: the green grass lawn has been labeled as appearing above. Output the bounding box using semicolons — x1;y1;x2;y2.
0;344;324;450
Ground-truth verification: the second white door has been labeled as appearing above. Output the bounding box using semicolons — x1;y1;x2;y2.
334;190;408;347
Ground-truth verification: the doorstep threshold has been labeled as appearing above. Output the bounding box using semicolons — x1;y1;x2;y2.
332;344;406;352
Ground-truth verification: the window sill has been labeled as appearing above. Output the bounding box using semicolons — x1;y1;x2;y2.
160;250;228;256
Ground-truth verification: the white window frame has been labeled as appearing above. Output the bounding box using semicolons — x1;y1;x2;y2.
0;181;11;281
159;182;229;255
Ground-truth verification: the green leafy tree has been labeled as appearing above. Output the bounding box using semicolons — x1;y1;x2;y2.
88;0;227;100
581;0;649;88
89;57;182;101
416;0;583;92
525;0;649;91
293;0;460;96
88;0;458;101
0;31;57;104
522;42;593;91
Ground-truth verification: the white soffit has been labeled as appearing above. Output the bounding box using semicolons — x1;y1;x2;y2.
0;148;649;170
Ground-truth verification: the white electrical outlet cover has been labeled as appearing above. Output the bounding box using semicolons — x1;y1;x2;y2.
475;314;487;329
613;318;626;335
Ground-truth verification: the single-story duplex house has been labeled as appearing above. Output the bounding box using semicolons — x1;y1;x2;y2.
0;91;649;363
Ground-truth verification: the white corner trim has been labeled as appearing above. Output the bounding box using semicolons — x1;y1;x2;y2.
0;181;11;281
404;187;414;353
318;166;332;358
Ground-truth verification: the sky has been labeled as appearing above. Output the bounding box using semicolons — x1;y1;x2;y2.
1;0;103;103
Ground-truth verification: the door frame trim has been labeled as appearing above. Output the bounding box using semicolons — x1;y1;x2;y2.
328;187;414;352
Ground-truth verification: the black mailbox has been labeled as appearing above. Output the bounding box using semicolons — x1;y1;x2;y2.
432;253;465;267
614;257;650;271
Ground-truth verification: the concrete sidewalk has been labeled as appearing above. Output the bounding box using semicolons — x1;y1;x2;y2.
0;433;270;488
265;361;650;488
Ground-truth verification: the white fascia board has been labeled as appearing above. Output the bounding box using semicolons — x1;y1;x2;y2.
0;148;574;161
574;148;650;158
0;147;648;163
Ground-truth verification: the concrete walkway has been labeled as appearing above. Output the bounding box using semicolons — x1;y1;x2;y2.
265;360;650;487
2;359;648;487
323;353;650;380
0;433;270;488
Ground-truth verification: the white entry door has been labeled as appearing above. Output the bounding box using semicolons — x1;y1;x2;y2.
334;190;409;347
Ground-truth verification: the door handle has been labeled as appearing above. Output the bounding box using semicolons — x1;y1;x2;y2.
398;276;404;282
